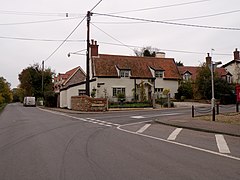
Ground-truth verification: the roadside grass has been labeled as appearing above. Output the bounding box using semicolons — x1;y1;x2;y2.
195;112;240;125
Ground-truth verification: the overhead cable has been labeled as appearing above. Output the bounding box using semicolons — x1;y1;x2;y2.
108;0;211;14
93;12;240;31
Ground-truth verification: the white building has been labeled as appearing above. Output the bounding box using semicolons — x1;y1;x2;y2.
60;40;181;109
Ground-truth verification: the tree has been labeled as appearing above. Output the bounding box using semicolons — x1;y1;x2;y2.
134;46;158;57
176;61;184;66
195;64;233;99
177;81;193;99
0;77;13;104
18;63;55;100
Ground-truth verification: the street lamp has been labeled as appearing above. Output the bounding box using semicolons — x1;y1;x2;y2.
210;60;222;110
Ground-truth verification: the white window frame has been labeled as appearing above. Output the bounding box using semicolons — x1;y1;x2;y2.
112;87;126;97
120;70;130;78
155;70;164;78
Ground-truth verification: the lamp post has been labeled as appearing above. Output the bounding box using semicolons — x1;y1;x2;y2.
210;60;222;110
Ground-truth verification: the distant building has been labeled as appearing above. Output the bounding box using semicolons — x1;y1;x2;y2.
178;53;232;83
222;48;240;84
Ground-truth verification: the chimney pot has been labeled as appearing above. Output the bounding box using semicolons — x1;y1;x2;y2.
90;39;99;57
206;53;212;66
234;48;239;60
91;39;94;45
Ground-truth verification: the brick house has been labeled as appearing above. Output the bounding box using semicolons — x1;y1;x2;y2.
59;40;181;109
178;53;232;83
54;66;85;107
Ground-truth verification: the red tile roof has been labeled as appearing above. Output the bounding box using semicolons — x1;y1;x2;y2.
92;54;181;79
178;66;200;81
178;66;229;81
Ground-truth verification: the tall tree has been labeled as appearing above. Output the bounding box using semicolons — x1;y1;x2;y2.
18;63;54;99
0;77;12;104
195;64;233;99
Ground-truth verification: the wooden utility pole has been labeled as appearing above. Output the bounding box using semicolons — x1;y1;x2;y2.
86;11;91;96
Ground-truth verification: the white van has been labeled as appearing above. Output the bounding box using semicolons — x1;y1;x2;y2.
23;97;36;107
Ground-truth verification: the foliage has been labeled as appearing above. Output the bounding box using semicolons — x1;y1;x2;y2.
91;89;96;98
162;88;170;96
117;93;125;102
176;61;184;66
109;101;152;108
44;91;57;107
0;77;13;104
177;81;193;99
18;63;55;102
139;81;147;102
134;46;158;57
12;88;24;102
195;64;234;99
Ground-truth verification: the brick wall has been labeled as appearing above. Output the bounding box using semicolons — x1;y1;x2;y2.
71;95;108;112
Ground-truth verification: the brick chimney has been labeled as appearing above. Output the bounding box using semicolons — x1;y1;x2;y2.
90;39;99;57
206;53;212;66
233;48;239;60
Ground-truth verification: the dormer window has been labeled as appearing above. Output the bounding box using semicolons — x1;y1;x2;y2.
183;73;191;81
120;70;130;77
155;70;164;78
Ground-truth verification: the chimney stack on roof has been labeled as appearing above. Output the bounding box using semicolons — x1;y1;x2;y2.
90;39;99;57
206;53;212;66
233;48;239;60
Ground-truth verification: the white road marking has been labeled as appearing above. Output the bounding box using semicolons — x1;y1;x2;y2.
215;134;231;154
117;125;240;161
167;128;183;141
131;116;145;119
136;124;151;133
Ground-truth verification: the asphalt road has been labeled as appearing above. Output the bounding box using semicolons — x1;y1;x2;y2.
0;103;239;180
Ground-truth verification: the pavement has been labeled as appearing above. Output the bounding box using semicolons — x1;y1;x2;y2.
40;101;240;137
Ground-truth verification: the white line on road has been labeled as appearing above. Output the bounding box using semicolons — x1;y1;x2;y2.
215;134;231;154
167;128;183;141
136;124;151;134
131;116;145;119
117;126;240;161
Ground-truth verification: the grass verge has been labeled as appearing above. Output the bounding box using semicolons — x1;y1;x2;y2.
195;112;240;125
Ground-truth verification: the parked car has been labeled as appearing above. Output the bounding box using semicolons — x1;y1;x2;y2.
23;97;36;107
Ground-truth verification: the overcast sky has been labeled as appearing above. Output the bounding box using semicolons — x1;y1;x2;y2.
1;0;239;88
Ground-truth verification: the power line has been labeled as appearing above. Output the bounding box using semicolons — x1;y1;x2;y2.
44;15;86;62
0;36;85;42
0;17;84;26
108;0;210;14
92;9;240;24
97;41;232;56
0;10;85;17
91;23;134;51
93;12;240;31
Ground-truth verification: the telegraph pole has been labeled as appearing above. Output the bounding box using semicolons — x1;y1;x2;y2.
42;60;44;97
86;11;91;96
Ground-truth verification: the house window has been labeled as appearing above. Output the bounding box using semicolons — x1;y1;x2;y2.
226;75;232;83
155;88;163;93
78;89;86;96
113;87;125;97
155;71;164;78
120;70;130;77
183;73;191;81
